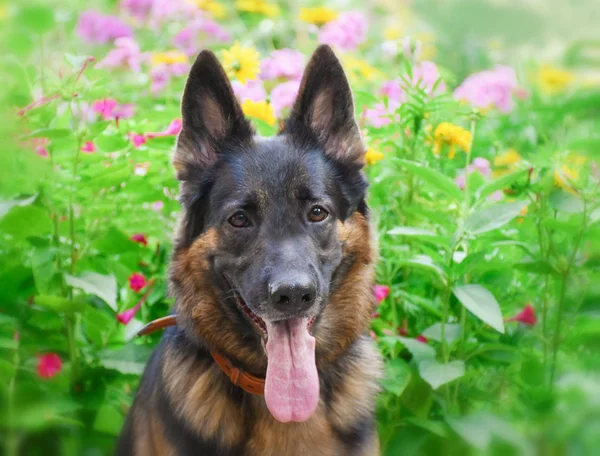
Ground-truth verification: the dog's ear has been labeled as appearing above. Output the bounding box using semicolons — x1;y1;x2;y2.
284;45;365;165
174;50;253;180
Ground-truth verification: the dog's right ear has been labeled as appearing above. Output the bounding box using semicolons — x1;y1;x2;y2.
174;50;253;180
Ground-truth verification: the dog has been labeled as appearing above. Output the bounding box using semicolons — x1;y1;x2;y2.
117;44;382;456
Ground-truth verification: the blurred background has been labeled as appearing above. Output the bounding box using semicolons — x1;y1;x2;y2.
1;0;599;455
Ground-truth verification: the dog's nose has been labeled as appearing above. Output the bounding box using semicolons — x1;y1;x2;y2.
269;274;316;310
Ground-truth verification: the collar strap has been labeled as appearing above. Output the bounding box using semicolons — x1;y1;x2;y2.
137;315;265;396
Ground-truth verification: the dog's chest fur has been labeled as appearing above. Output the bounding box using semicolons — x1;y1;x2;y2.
126;332;381;456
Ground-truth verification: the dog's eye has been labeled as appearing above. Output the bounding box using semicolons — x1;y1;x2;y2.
308;206;328;223
228;211;251;228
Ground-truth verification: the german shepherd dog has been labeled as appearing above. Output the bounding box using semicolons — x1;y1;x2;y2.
117;45;382;456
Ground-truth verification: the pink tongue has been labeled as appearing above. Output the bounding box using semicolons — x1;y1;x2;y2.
264;318;319;423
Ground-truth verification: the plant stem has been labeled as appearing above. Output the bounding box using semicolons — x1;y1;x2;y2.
6;343;19;456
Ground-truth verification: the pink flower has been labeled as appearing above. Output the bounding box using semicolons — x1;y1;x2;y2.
81;141;96;154
319;12;368;51
365;103;398;128
232;80;267;102
381;80;405;103
413;61;446;94
33;138;49;158
506;304;536;326
173;19;231;55
129;133;146;148
145;119;182;139
76;10;132;44
270;80;300;117
37;353;62;379
92;99;135;121
116;301;142;325
397;326;409;336
454;66;519;113
455;158;491;189
415;335;428;344
129;272;147;292
120;0;154;21
130;233;148;246
260;49;305;81
374;284;390;304
152;201;164;211
150;66;170;95
96;37;143;72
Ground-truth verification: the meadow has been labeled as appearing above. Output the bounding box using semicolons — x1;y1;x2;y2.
1;0;599;454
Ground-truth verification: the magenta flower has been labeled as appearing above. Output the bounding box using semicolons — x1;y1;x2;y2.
270;80;301;117
37;353;62;379
373;284;390;304
145;119;182;139
81;141;96;154
76;10;132;44
365;103;398;128
130;233;148;246
33;138;49;158
260;49;305;81
120;0;154;21
319;11;368;51
129;272;147;293
381;80;405;103
506;304;536;326
129;133;146;148
150;66;170;95
96;37;144;72
116;300;142;325
232;80;267;103
454;66;519;113
413;61;446;94
92;99;135;121
415;335;428;344
173;19;231;55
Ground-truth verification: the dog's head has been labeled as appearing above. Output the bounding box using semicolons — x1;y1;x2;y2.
171;45;375;423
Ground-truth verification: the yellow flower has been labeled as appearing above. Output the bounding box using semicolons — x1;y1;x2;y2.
538;65;575;94
365;147;384;165
221;42;260;83
151;50;188;67
299;6;338;26
235;0;280;17
493;148;522;178
433;122;472;159
241;99;276;126
554;165;579;193
193;0;227;18
384;26;402;41
342;56;381;82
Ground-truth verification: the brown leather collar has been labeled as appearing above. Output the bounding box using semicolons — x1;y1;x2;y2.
137;315;265;396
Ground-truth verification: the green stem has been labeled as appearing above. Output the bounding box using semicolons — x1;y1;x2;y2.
66;314;78;387
6;344;19;456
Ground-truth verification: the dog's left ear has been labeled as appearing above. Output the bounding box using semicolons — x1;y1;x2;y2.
284;45;366;165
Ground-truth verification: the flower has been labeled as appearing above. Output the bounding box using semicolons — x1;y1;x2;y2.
365;147;385;165
433;122;472;159
221;42;260;84
150;66;170;95
81;141;96;154
97;37;143;73
130;233;148;246
173;20;231;55
76;10;132;44
299;6;338;26
120;0;154;21
373;284;390;303
129;133;146;148
342;56;380;83
193;0;227;19
92;99;135;121
33;138;49;158
454;66;519;113
129;272;148;292
365;103;396;128
241;99;276;126
415;335;428;344
146;119;183;138
232;79;267;102
235;0;279;17
37;353;62;379
455;158;491;189
260;49;305;81
506;304;536;326
152;201;164;211
554;165;579;193
319;11;368;51
493;148;523;177
270;80;300;118
538;65;575;94
151;50;188;67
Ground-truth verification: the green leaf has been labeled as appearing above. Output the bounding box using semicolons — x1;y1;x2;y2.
93;404;124;436
418;360;465;389
464;201;528;235
0;205;52;240
548;190;584;213
476;169;528;201
453;284;505;333
398;336;436;363
22;128;72;140
15;6;56;33
514;260;558;275
395;159;463;201
34;295;85;313
99;343;152;375
0;194;37;218
422;323;461;344
381;358;412;397
65;272;117;311
387;227;438;237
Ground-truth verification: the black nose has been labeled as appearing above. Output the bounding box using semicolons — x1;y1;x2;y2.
269;274;316;310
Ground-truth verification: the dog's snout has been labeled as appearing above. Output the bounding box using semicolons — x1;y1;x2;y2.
269;274;316;310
